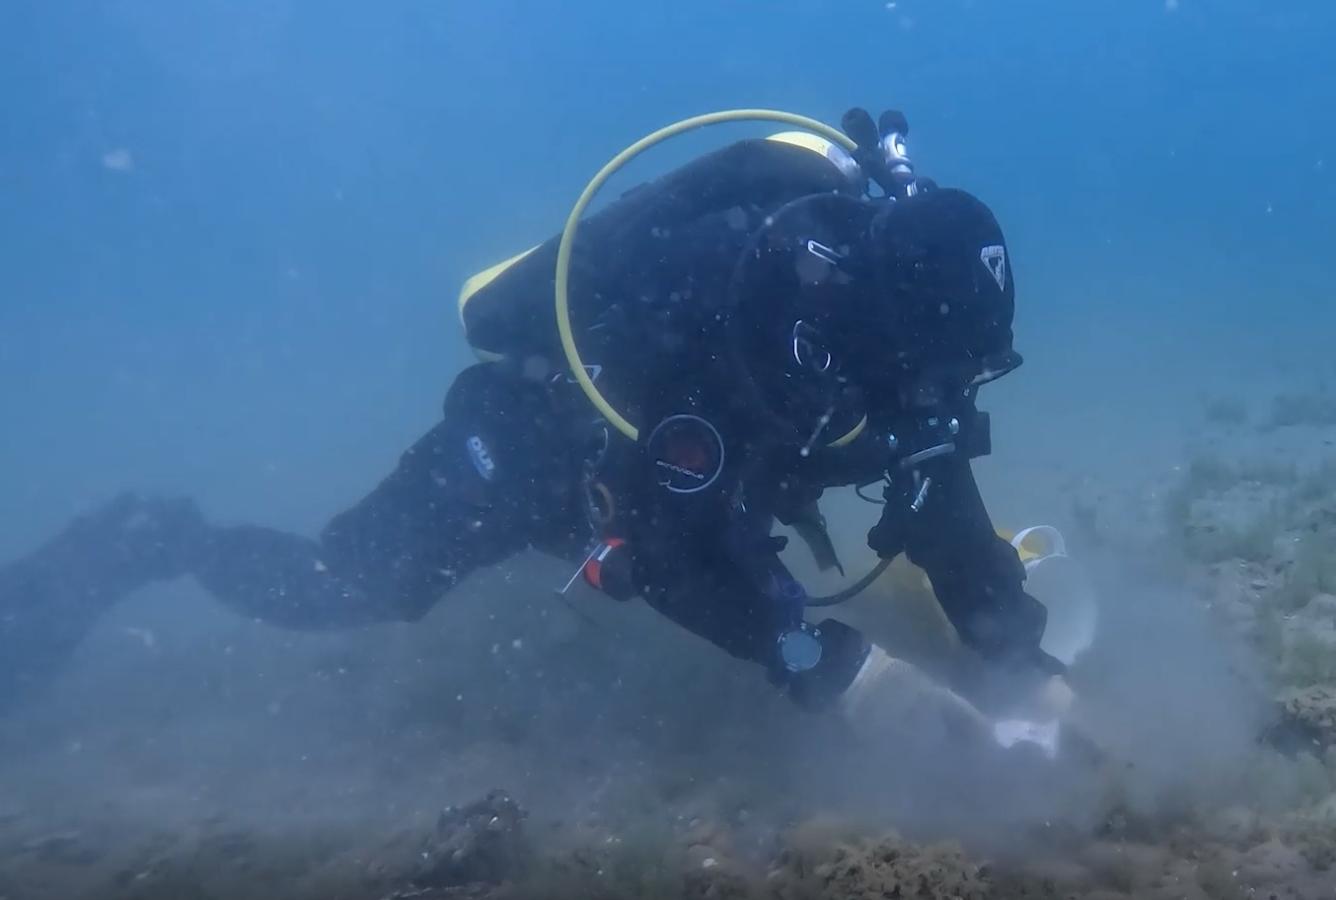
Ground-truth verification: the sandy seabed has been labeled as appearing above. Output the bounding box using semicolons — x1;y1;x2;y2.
3;412;1336;900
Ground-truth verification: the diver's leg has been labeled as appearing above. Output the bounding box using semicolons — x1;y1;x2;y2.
195;362;584;627
0;363;582;709
189;417;505;631
0;492;209;709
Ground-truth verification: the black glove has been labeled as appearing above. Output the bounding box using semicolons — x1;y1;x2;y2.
1023;644;1068;678
958;587;1063;673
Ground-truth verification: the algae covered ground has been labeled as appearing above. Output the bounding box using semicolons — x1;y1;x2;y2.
3;394;1336;899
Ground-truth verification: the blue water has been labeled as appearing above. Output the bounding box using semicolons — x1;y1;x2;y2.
1;4;1334;886
3;0;1333;549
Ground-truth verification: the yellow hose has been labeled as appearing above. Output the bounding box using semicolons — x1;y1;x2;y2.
554;109;859;441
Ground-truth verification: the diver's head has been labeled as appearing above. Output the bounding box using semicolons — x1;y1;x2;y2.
727;186;1021;442
840;187;1022;412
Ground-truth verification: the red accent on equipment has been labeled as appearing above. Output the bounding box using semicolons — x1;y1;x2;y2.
582;538;626;590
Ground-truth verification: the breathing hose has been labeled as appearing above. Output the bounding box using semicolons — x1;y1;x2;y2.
804;558;892;608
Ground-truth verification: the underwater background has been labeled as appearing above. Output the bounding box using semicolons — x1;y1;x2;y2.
3;2;1336;898
4;0;1334;547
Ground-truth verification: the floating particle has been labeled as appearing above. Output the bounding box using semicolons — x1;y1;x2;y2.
123;626;156;648
101;148;134;172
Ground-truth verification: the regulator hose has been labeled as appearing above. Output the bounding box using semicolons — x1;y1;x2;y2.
804;558;892;608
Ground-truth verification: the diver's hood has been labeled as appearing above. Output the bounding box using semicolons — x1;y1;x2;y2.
727;187;1020;436
862;187;1018;377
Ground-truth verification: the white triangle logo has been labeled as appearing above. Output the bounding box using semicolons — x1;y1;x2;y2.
980;245;1007;291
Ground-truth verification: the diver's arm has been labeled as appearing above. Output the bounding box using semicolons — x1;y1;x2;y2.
628;473;875;710
631;486;804;665
880;456;1056;672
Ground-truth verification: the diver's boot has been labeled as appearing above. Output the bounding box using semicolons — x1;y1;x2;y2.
0;492;208;713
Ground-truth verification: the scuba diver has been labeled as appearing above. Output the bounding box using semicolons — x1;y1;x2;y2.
0;107;1072;748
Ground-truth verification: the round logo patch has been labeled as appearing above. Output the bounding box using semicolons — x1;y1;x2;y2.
646;415;725;494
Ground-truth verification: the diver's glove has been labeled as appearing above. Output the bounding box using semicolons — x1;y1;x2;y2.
1028;645;1068;677
993;634;1068;692
955;583;1054;664
982;637;1080;761
971;598;1077;724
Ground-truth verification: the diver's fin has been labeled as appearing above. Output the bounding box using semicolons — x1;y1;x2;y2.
0;493;207;714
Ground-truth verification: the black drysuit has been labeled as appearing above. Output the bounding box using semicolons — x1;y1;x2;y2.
0;139;1049;710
